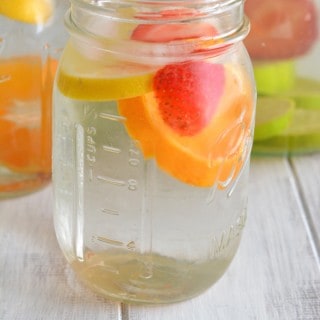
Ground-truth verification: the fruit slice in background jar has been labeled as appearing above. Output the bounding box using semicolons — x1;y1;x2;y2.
119;62;253;187
253;60;296;95
0;0;54;24
254;97;295;141
244;0;318;60
280;78;320;109
253;108;320;154
0;56;57;173
253;60;320;152
254;61;320;106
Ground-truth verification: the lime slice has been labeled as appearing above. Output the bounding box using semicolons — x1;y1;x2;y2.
0;0;53;24
253;132;320;155
280;77;320;109
57;43;154;101
254;97;295;141
253;107;320;155
253;60;296;95
284;108;320;136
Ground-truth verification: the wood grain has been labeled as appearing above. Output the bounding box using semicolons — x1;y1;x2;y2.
1;156;319;319
0;186;121;320
125;157;320;320
290;154;320;256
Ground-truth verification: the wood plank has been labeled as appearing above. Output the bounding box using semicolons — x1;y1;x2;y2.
0;185;121;320
125;158;320;319
1;157;319;319
290;153;320;253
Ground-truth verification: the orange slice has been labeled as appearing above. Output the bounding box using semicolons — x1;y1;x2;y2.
0;55;58;173
119;65;253;187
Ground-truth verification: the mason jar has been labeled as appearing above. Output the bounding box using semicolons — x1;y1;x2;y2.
0;0;68;198
244;0;320;155
53;0;256;304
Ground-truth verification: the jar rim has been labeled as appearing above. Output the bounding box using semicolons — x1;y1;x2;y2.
70;0;244;23
66;0;249;63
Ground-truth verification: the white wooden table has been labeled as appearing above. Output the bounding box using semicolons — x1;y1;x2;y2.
1;155;320;320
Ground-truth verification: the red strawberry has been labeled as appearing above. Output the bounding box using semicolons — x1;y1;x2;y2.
153;61;225;136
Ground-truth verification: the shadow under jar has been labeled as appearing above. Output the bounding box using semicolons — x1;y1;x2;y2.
53;0;256;305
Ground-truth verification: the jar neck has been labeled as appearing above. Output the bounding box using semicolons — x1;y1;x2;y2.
66;0;249;63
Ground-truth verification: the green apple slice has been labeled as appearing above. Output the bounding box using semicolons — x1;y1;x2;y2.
254;97;295;141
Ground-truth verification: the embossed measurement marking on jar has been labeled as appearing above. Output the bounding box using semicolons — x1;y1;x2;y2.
98;112;125;122
97;175;126;186
93;236;136;251
102;145;121;153
94;111;140;191
101;207;119;215
97;175;138;191
82;105;98;182
86;108;142;252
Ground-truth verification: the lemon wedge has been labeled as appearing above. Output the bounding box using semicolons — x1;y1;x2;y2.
0;0;53;24
57;43;155;101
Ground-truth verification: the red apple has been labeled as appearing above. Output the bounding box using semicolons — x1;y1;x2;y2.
244;0;319;60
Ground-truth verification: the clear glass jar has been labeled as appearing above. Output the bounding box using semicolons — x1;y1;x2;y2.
53;0;256;304
244;0;320;155
0;0;68;198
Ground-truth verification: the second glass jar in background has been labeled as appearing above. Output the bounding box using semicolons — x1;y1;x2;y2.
53;0;256;304
0;0;68;198
245;0;320;155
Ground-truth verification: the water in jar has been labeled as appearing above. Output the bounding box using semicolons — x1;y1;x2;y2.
53;37;254;304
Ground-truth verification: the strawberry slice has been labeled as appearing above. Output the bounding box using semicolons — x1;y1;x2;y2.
131;8;217;43
153;61;225;136
244;0;318;60
131;23;217;43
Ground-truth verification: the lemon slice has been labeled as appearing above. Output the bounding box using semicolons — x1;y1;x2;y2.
254;60;296;95
254;97;295;141
0;0;53;24
57;43;155;101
